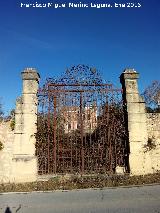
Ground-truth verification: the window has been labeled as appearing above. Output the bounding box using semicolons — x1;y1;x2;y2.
68;123;71;130
87;114;90;120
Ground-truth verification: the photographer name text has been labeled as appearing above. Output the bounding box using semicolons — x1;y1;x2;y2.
20;2;142;9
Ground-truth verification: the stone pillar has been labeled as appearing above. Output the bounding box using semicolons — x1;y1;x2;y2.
120;69;148;175
13;97;23;154
12;68;40;183
21;68;40;155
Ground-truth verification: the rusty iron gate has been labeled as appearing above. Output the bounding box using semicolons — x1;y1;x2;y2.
36;65;128;175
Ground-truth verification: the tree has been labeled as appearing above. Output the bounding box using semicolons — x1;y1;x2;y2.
142;80;160;112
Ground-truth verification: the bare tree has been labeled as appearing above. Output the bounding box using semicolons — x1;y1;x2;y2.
142;80;160;112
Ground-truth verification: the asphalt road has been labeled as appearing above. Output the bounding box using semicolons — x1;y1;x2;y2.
0;184;160;213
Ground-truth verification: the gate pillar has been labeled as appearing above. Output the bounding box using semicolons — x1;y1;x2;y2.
12;68;40;182
120;69;148;175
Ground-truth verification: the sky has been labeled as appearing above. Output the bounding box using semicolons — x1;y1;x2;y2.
0;0;160;114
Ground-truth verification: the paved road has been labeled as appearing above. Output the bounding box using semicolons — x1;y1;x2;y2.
0;185;160;213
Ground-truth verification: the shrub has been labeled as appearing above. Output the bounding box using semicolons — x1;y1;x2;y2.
0;141;4;151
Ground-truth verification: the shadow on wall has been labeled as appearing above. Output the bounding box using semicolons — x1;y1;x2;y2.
4;207;12;213
4;205;21;213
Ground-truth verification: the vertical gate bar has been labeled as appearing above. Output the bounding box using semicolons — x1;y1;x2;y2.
80;92;84;174
113;117;117;169
89;93;92;172
109;129;112;171
75;101;79;172
93;92;94;171
47;90;51;174
110;91;115;172
105;92;108;171
42;98;45;174
99;90;102;172
61;94;64;171
56;94;59;173
107;100;112;171
53;95;57;174
70;93;73;173
61;96;63;172
104;89;108;172
67;92;70;172
88;94;91;172
94;92;97;173
84;93;87;172
100;88;104;172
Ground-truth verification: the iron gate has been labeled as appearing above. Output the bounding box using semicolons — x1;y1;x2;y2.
36;65;128;175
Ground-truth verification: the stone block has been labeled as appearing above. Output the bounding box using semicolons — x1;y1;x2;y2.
125;80;139;93
11;155;38;183
22;93;37;104
129;153;146;175
129;141;144;153
127;102;146;113
115;166;125;175
22;68;40;81
128;113;147;123
126;93;140;102
23;80;39;94
128;123;148;142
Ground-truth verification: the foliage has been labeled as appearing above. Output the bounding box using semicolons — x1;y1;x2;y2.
1;173;160;192
144;137;156;152
10;119;15;131
0;141;4;151
145;106;160;113
10;109;15;131
142;80;160;112
95;102;128;169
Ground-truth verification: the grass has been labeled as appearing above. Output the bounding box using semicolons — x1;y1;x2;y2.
0;173;160;193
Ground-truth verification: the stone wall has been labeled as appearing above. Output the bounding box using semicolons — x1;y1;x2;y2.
120;69;160;175
0;121;14;182
142;113;160;174
0;68;40;183
146;113;160;142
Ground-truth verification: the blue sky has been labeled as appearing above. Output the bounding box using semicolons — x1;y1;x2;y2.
0;0;160;114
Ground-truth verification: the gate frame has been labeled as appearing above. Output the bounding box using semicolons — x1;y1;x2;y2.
37;66;129;175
